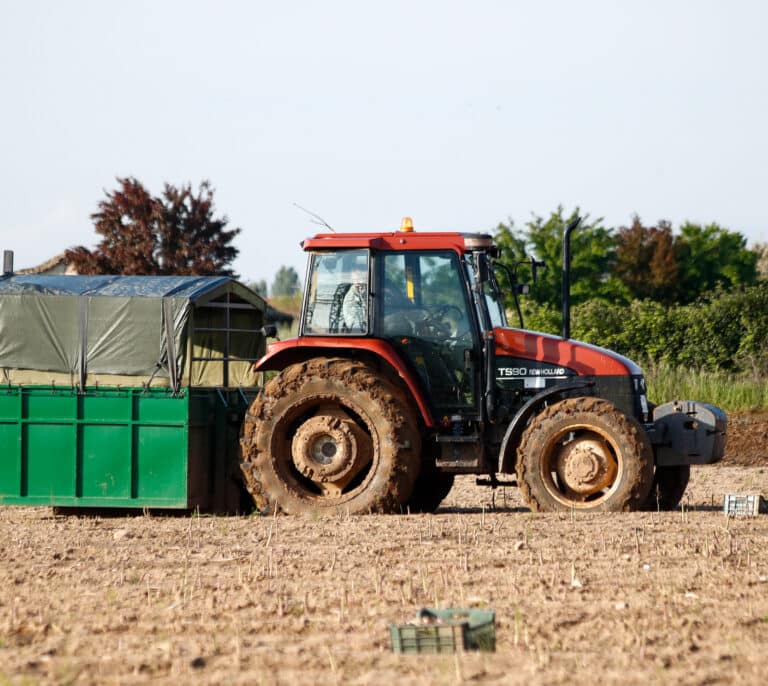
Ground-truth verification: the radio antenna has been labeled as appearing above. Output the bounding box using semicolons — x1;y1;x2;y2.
293;203;335;232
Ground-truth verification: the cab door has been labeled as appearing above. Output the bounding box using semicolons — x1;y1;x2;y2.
377;251;480;419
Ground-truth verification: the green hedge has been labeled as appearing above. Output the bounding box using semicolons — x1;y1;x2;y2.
520;282;768;374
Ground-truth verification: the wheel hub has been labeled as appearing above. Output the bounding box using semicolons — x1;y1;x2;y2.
554;437;617;496
291;415;372;490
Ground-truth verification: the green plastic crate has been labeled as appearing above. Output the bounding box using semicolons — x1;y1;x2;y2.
390;608;496;653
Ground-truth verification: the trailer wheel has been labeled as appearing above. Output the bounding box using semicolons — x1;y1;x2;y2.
516;397;654;512
240;357;420;515
643;465;690;511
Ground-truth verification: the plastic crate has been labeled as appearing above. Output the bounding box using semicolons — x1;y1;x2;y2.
390;608;496;653
723;494;767;516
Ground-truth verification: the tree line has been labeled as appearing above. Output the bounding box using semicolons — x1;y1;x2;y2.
494;206;762;308
494;207;767;374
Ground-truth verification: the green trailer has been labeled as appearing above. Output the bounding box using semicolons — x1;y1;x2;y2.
0;274;266;512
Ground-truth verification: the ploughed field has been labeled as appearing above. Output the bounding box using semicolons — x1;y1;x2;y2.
1;414;767;685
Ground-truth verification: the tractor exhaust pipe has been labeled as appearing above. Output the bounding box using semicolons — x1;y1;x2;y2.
562;217;581;340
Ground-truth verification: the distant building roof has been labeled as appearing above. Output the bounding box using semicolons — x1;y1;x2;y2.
16;253;72;275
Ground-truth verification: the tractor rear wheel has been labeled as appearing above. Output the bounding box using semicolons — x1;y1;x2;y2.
516;397;654;512
404;468;455;513
643;465;690;510
240;357;420;515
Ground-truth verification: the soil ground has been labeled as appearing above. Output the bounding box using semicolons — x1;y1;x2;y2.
1;414;767;685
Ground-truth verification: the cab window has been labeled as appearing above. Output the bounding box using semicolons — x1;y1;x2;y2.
302;250;369;335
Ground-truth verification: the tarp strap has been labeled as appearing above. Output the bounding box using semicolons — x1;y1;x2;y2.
163;298;179;393
78;296;88;390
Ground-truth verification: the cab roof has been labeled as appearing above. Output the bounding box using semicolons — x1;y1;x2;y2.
301;231;494;253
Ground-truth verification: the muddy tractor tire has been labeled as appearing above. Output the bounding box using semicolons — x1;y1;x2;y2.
643;465;690;511
240;357;421;515
516;397;654;512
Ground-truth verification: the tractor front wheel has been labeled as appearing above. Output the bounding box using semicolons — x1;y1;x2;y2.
240;358;420;515
516;397;654;512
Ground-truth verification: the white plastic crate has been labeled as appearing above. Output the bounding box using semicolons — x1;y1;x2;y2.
723;494;767;516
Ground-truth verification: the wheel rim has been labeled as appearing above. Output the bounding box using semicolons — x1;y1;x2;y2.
269;397;378;505
541;425;623;508
291;414;373;497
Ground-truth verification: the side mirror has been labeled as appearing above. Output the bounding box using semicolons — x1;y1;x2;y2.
260;324;278;340
530;258;546;283
477;258;489;283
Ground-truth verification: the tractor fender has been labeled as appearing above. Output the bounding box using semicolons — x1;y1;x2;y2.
497;379;595;473
254;337;435;427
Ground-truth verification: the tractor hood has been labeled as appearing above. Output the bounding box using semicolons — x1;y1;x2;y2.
494;327;643;377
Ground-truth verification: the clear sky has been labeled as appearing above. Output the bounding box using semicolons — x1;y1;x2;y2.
2;1;766;285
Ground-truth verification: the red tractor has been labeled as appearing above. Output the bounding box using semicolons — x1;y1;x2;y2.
240;218;726;514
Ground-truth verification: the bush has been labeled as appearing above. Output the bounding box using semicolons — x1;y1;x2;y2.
510;284;768;409
562;283;768;374
517;300;561;334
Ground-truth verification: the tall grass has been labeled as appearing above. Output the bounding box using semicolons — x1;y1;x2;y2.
644;360;768;413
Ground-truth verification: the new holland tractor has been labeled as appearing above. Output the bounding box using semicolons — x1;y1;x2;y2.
240;218;726;515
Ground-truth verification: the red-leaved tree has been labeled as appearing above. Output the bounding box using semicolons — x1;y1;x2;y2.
614;216;681;304
66;177;241;276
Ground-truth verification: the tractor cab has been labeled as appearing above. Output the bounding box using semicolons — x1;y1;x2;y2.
299;224;503;428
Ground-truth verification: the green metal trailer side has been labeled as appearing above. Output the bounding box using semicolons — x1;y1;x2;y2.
0;386;188;507
0;386;256;511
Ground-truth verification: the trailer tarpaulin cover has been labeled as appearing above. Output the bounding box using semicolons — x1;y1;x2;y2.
0;275;265;388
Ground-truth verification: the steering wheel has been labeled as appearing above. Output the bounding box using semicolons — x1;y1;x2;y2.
430;304;471;341
384;303;471;342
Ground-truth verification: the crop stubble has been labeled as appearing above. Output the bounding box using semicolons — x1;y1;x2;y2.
0;415;767;685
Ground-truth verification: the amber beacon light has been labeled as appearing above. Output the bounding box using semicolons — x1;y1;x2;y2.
400;216;414;232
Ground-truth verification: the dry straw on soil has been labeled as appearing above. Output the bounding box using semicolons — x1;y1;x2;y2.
1;461;767;686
